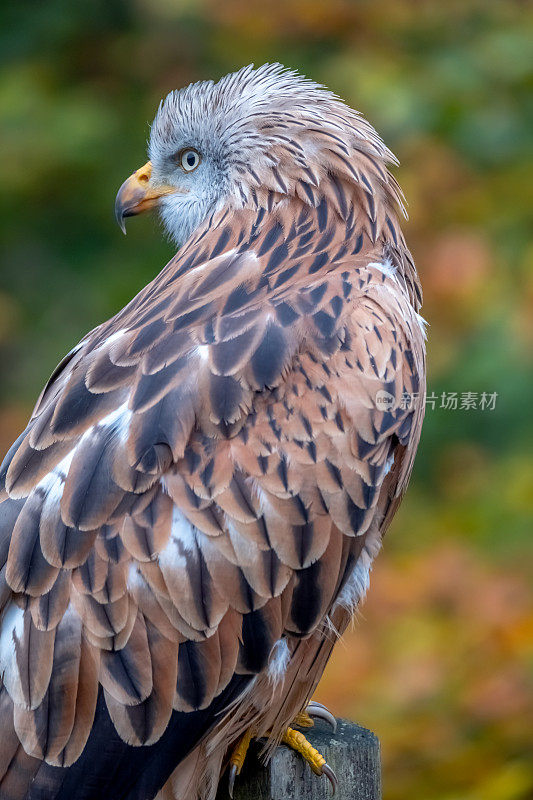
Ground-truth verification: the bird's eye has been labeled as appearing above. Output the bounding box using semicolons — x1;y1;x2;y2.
179;149;201;172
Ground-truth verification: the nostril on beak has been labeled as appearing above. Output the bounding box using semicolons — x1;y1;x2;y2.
135;162;152;185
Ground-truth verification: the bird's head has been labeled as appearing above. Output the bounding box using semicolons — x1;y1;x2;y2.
115;63;401;247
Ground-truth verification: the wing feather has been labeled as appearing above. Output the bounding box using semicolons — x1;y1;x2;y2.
12;608;82;762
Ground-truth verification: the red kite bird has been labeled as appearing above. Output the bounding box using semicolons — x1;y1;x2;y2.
0;64;426;800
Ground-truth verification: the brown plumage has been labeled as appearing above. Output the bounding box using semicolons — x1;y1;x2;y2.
0;63;425;800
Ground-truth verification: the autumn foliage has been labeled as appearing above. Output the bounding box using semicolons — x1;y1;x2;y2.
0;2;531;798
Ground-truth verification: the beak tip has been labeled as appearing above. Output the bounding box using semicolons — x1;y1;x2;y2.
115;202;127;235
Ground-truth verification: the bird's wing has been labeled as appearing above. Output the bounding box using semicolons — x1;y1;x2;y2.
0;201;425;798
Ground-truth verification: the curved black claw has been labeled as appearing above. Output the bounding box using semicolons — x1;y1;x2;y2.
322;763;338;795
228;764;238;799
306;701;337;732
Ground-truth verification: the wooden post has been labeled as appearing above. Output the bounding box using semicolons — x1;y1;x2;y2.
216;719;381;800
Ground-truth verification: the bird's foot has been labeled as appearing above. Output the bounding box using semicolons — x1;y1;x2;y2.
228;728;254;797
281;727;338;793
227;702;337;797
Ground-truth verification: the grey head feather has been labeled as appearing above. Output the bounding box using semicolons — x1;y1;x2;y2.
148;63;398;247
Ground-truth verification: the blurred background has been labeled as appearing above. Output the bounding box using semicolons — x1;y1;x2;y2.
0;1;532;798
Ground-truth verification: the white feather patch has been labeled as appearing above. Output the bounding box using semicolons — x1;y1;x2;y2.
415;311;429;339
197;345;210;362
367;259;396;279
384;453;395;477
158;508;197;573
102;329;127;348
98;401;132;435
267;638;290;686
332;534;382;617
0;603;26;698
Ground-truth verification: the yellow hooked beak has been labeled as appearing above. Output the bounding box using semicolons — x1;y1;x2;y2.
114;161;176;233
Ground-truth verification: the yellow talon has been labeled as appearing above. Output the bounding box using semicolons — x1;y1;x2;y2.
281;727;338;793
282;727;326;776
230;728;253;774
228;729;254;797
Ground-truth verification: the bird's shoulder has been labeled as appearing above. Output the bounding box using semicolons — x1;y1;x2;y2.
1;201;425;503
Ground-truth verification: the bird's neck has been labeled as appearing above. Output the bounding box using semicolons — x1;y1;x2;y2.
162;184;422;312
